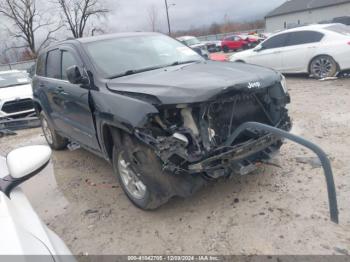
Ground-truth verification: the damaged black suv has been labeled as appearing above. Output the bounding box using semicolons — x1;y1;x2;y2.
33;32;291;209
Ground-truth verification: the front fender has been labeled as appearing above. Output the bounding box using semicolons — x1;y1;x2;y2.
91;90;158;131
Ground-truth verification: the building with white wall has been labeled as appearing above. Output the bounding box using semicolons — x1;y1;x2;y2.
265;0;350;32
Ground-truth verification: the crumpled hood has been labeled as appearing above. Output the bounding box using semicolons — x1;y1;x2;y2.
107;61;281;104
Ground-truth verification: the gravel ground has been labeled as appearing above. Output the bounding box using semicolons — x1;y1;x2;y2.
0;77;349;255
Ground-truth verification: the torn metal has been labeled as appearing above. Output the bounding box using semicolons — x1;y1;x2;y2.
134;79;291;176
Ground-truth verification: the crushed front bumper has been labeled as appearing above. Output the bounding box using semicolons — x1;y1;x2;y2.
188;134;278;173
137;122;339;223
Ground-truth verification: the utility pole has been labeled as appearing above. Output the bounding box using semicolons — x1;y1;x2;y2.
164;0;171;36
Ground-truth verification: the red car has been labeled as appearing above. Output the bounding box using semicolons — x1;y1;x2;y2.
221;35;250;53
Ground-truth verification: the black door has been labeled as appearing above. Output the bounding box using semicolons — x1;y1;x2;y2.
53;47;100;150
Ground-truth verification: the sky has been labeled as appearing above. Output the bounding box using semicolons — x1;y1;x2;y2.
105;0;287;32
0;0;287;58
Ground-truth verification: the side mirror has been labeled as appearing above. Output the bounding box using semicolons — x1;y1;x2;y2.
0;145;51;196
66;65;89;85
254;45;263;52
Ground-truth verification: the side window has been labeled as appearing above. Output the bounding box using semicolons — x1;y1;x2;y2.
262;33;288;50
46;49;61;79
285;31;324;46
36;53;46;76
62;51;78;80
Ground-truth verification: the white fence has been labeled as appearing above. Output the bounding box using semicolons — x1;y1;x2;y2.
0;60;35;72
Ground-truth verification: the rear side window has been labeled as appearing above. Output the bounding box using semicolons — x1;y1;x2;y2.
285;31;324;46
62;51;78;80
46;49;61;79
262;33;288;49
36;53;46;76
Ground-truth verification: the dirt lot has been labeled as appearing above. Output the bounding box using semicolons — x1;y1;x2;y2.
1;77;350;255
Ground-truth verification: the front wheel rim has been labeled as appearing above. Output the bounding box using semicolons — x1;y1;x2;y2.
42;118;53;144
311;57;335;78
117;151;147;200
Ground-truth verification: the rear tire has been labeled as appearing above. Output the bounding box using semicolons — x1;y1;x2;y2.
39;111;68;150
223;46;229;53
309;55;338;79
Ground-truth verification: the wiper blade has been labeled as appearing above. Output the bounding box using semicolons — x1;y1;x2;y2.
107;65;166;79
170;60;201;66
107;61;202;79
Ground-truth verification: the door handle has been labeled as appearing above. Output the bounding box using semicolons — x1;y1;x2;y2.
53;86;62;94
56;87;69;96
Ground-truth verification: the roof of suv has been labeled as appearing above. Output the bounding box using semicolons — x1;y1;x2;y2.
177;36;197;41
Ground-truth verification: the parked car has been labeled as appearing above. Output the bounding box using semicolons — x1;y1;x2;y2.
240;34;264;47
32;32;291;210
221;35;250;52
177;36;209;58
0;70;34;119
202;40;222;52
230;24;350;79
0;145;73;258
209;53;229;61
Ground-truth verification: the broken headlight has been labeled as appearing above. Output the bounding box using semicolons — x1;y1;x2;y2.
280;75;288;94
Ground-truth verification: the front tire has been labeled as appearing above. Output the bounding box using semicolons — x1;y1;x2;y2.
112;134;171;210
310;55;338;79
223;46;229;53
39;111;68;150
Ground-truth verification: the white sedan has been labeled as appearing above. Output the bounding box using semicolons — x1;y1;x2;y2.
0;70;35;118
230;24;350;79
0;145;74;259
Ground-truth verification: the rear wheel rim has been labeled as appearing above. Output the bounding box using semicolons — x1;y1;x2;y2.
118;151;147;200
311;57;335;78
42;118;53;144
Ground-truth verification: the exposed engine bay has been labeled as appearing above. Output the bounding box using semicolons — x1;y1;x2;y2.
135;82;291;179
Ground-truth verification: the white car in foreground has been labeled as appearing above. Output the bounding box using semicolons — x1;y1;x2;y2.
230;24;350;79
0;70;35;119
0;145;74;260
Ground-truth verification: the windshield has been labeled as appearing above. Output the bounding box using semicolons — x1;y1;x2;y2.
181;37;201;46
325;24;350;36
0;72;30;88
84;34;203;78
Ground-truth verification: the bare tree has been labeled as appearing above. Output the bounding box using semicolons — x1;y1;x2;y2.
57;0;108;38
220;13;231;33
0;0;62;57
148;4;158;32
